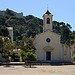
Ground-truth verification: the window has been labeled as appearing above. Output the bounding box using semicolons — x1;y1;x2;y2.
47;18;50;24
46;38;51;43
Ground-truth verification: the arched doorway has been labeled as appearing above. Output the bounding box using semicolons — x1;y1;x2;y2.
43;46;54;61
46;52;51;60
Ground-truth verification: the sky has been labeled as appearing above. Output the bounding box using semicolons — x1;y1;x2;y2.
0;0;75;31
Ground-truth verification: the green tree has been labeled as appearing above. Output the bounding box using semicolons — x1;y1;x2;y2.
60;25;71;45
20;37;36;67
0;15;6;25
0;25;9;37
3;37;13;64
0;36;3;54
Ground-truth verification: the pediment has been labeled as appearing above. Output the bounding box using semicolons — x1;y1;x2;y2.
43;46;54;51
37;30;60;38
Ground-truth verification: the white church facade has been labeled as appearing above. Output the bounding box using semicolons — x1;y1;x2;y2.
34;10;71;62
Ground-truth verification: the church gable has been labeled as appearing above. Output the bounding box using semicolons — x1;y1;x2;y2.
36;31;60;50
37;30;60;39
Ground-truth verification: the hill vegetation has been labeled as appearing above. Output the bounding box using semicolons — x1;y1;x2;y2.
0;9;75;46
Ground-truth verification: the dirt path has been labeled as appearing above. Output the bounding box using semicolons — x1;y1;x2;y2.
0;65;75;75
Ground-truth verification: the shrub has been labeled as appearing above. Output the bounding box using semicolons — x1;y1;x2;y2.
73;55;75;60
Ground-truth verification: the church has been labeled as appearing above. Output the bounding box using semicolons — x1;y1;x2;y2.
34;10;71;62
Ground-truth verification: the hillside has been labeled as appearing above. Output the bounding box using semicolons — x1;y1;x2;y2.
0;9;75;46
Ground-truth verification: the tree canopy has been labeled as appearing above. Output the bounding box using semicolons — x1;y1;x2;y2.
20;37;36;67
0;9;75;46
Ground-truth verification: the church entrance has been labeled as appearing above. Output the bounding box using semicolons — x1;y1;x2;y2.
46;52;51;60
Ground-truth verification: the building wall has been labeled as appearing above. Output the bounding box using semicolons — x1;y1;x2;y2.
0;11;5;16
34;30;71;62
70;43;75;60
60;44;71;62
15;12;23;17
35;31;60;61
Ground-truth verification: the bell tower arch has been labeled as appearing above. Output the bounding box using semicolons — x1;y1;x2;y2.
43;10;53;32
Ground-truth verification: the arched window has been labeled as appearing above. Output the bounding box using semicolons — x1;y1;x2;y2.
47;18;50;24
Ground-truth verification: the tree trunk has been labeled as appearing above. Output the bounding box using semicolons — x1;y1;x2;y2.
6;56;9;67
30;63;31;68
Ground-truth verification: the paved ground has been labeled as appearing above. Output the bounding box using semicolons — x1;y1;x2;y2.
0;65;75;75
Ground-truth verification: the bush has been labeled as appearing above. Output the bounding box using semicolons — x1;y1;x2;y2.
73;55;75;60
25;52;36;61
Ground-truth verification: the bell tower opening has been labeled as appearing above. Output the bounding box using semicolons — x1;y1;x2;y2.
47;18;50;24
43;10;53;32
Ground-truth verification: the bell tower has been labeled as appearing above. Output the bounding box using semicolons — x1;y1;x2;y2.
43;10;53;32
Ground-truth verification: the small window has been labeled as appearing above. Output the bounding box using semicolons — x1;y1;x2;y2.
46;38;51;43
47;18;50;24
